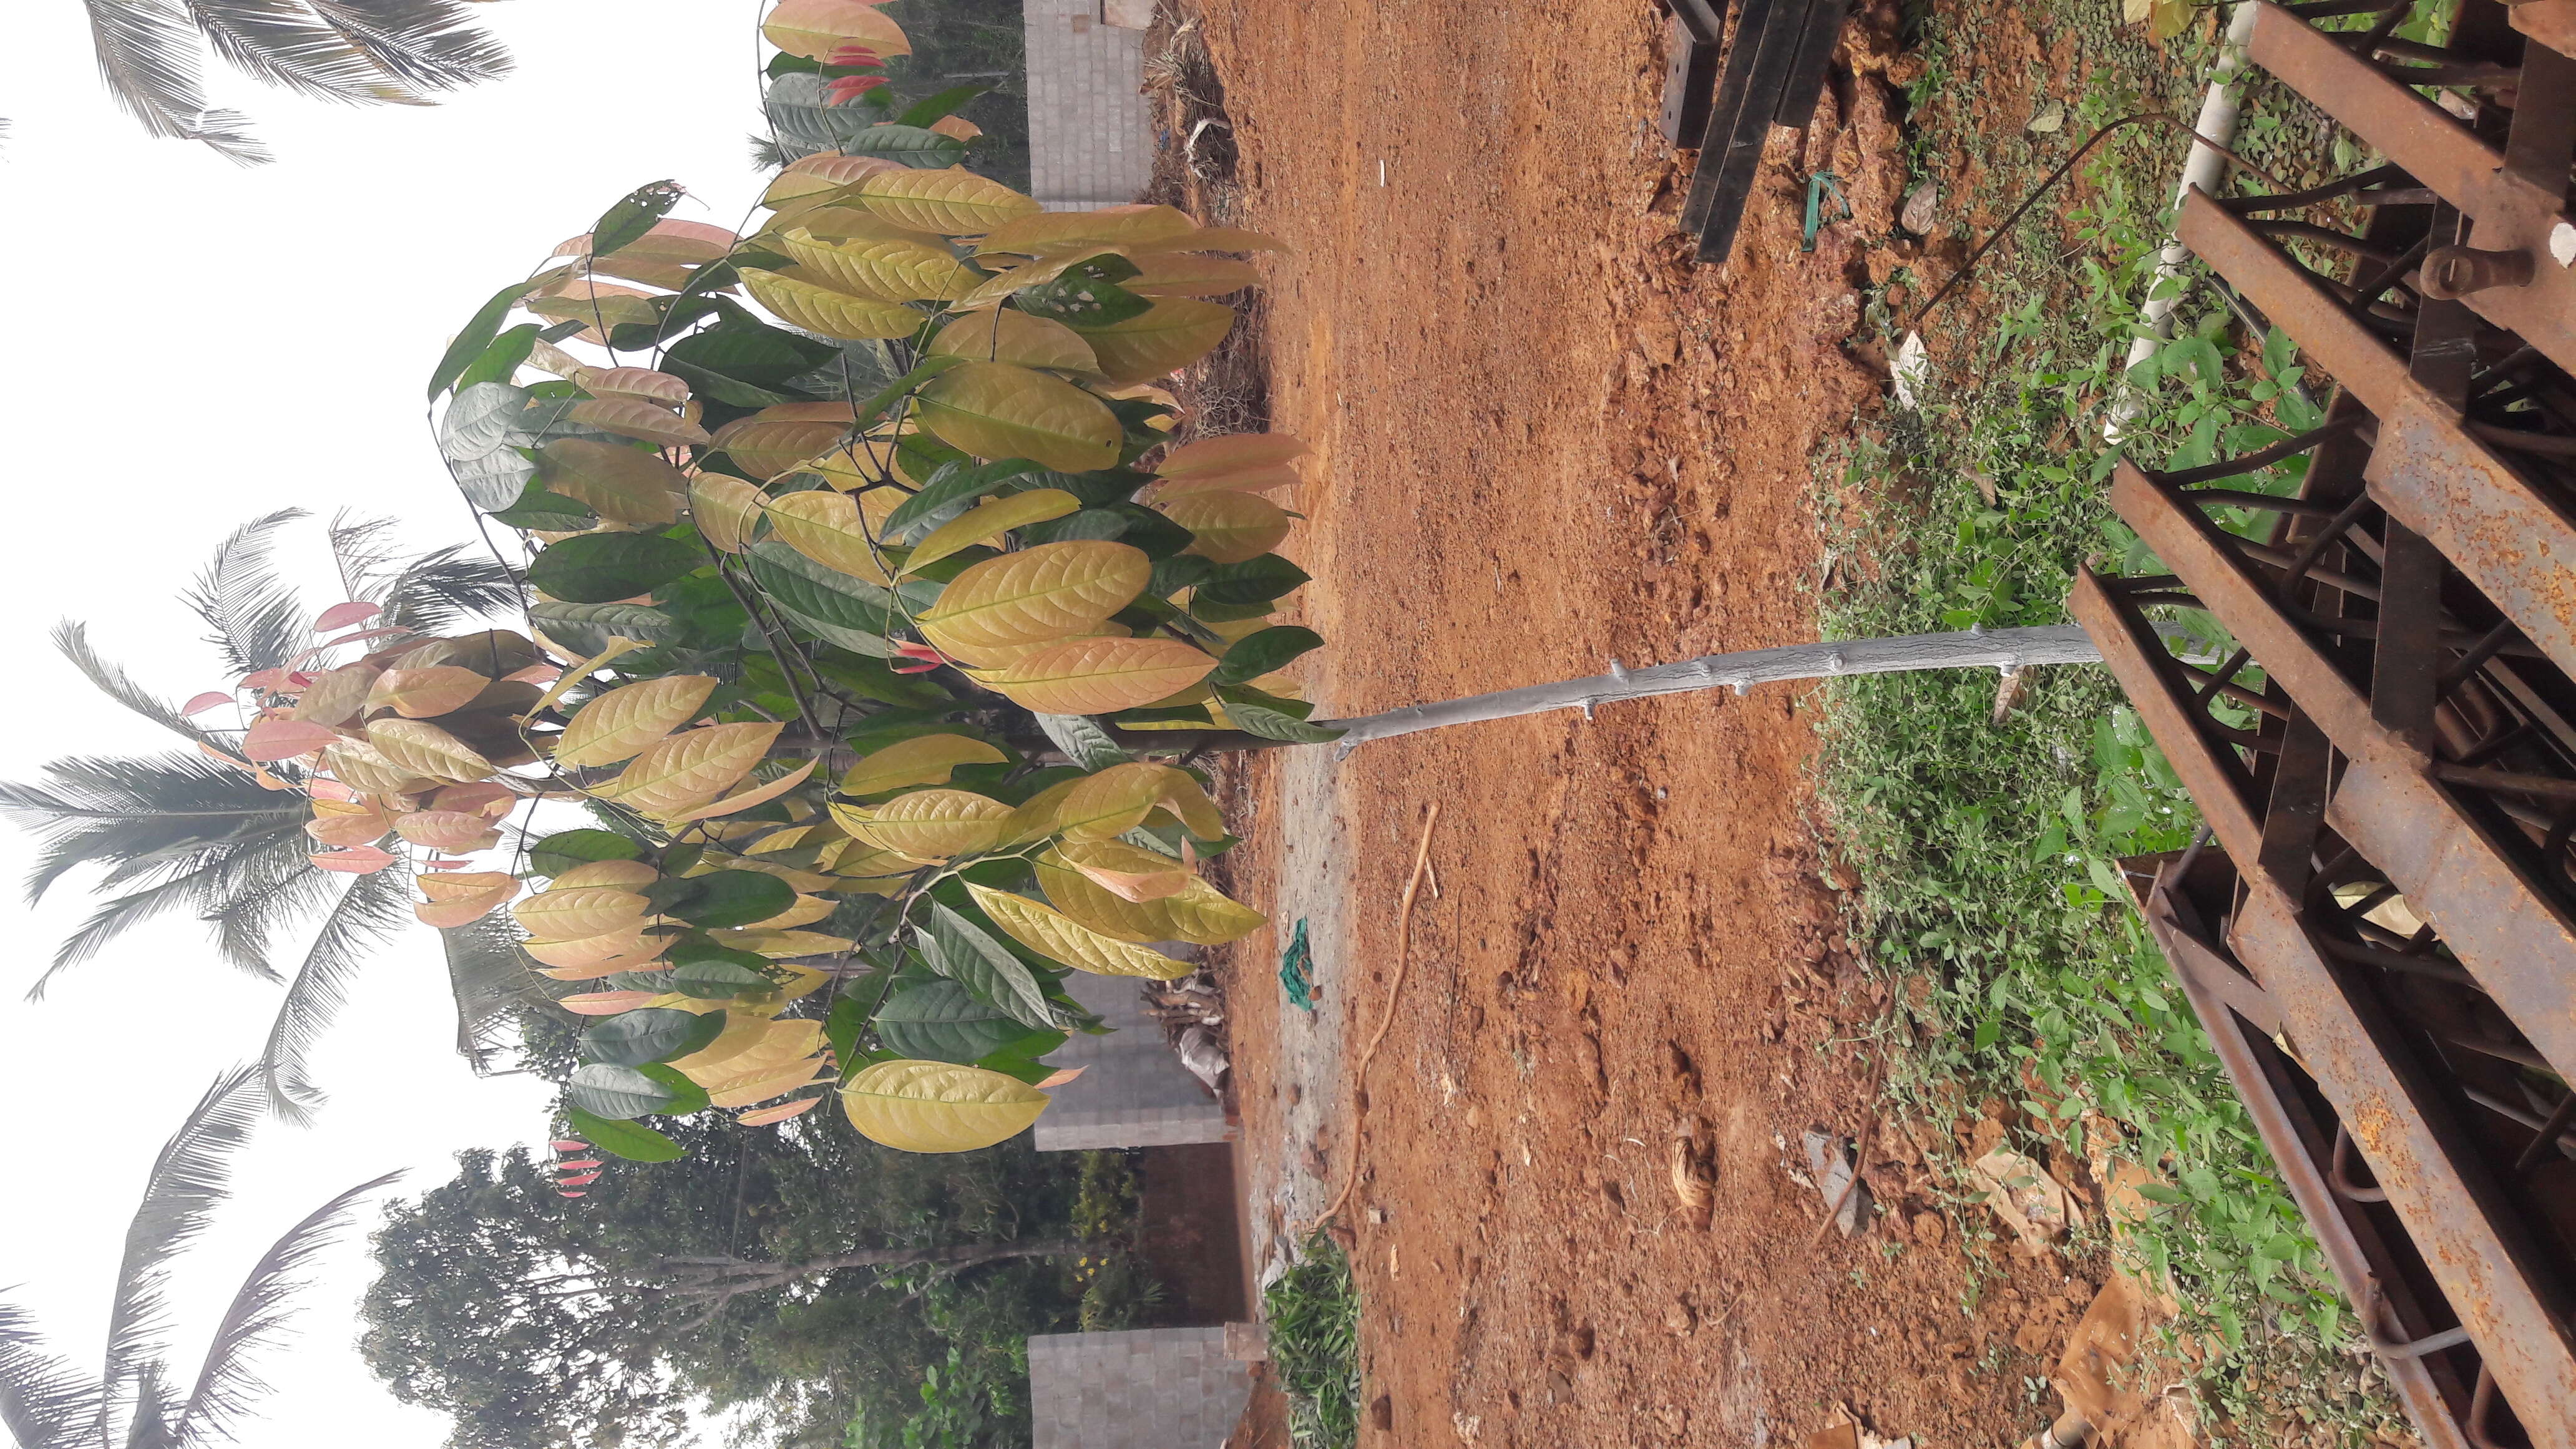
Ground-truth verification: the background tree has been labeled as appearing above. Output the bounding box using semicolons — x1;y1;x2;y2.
78;0;511;163
0;1067;391;1449
0;511;524;1118
361;1127;1095;1448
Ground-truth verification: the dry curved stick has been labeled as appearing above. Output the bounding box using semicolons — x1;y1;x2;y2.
1910;112;2289;329
1310;802;1442;1231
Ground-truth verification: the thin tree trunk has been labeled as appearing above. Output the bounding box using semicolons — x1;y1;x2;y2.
1316;624;2110;752
642;1237;1083;1302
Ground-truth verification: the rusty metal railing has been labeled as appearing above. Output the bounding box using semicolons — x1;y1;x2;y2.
2074;3;2576;1445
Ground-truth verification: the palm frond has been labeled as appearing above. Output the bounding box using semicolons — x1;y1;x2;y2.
202;847;343;982
117;1362;177;1449
378;547;522;636
0;753;301;904
168;1171;401;1449
51;623;217;747
33;871;223;999
85;0;271;163
182;510;310;677
255;867;413;1124
438;912;550;1071
303;0;510;93
103;1070;264;1431
0;1300;100;1449
180;0;422;104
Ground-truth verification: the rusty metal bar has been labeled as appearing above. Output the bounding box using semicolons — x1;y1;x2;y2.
2244;1;2576;374
2178;189;2576;687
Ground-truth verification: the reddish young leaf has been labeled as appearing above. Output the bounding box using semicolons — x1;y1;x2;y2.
315;601;383;632
245;717;343;763
550;1139;590;1151
182;691;233;715
310;845;399;874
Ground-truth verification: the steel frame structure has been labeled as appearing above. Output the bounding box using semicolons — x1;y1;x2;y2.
2073;3;2576;1444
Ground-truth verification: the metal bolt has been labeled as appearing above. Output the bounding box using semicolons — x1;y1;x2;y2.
2422;245;2535;299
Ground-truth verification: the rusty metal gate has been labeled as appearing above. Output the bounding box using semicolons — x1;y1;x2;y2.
2072;2;2576;1445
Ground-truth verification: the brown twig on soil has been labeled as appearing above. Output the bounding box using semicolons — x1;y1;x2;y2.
1808;1053;1896;1247
1909;112;2289;329
1310;802;1443;1231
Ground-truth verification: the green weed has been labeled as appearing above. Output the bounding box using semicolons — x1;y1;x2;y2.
1264;1234;1362;1449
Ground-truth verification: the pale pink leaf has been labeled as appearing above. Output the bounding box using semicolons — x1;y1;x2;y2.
310;845;398;874
736;1097;824;1126
550;1139;590;1151
316;601;382;632
1033;1066;1086;1089
182;691;233;715
557;1171;602;1186
558;1191;587;1198
560;991;661;1016
245;717;341;763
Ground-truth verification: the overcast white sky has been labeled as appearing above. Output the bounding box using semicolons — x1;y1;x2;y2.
0;4;773;1444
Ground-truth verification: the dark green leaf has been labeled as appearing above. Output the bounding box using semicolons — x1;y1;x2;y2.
529;828;644;877
1218;700;1343;743
826;990;872;1074
565;1106;686;1161
897;84;988;129
920;902;1071;1030
637;1063;711;1115
1102;504;1193;559
1148;554;1214;597
579;1007;725;1066
882;458;1046;539
648;871;794;929
1035;713;1129;771
853;354;968;432
454;323;542;394
429;278;541;400
747;542;900;655
527;532;703;603
587;179;685;260
877;978;1033;1062
1015;261;1151;328
810;647;953;708
1017;508;1131;544
1216;626;1323;683
667;952;777;999
527;602;684;657
567;1062;678;1120
1196;555;1310;607
663;306;842;399
490;487;596;532
842;124;967;168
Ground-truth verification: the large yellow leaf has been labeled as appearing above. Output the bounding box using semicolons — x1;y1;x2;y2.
710;1057;836;1108
364;718;493;783
366;666;490;720
1130;226;1289;254
1156;489;1289;564
762;152;908;209
1142;463;1305;499
947;248;1120;312
555;675;718;768
1036;847;1263;945
997;777;1083;844
552;859;658;889
780;202;949;246
742;266;922;341
1052;763;1224;843
543;438;686;525
414;872;519;929
828;789;1010;861
570;366;691;409
305;798;391;848
915;362;1120;472
514;885;651;940
902;489;1079;573
690;474;764;554
1157;431;1309;476
915;540;1149;660
841;1060;1049;1153
856;168;1042;237
710;927;855;958
597;722;783;815
966;883;1194;978
761;0;910;59
670;1013;784;1075
527;922;671;975
764;489;894;584
927;310;1100;373
1125;254;1262;298
292;664;379;726
564;398;711;449
1046;837;1193;901
391;809;501;852
663;759;822;825
1070;299;1235;386
742;892;837;931
839;733;1007;796
976;204;1198;256
318;741;435;797
977;637;1217;715
527;280;658;341
709;403;857;481
779;228;978;302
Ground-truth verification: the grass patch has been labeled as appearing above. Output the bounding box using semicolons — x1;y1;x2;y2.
1811;1;2439;1442
1068;1149;1167;1331
1264;1234;1362;1449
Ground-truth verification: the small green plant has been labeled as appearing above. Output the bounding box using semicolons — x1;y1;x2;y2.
1263;1234;1362;1449
846;1345;1017;1449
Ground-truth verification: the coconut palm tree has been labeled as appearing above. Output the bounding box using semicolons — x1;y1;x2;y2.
79;0;512;163
0;511;532;1123
0;1068;395;1449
